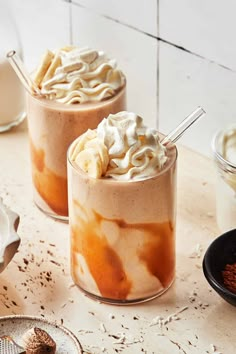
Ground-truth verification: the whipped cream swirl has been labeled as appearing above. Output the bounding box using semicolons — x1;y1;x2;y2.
34;47;125;104
71;112;167;181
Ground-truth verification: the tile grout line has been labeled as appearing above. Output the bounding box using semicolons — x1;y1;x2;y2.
63;0;73;44
158;37;235;73
69;1;73;45
71;0;235;73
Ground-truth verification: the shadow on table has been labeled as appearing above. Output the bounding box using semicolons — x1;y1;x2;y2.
0;275;24;316
1;115;28;136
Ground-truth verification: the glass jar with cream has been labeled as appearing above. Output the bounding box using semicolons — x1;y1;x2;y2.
212;125;236;232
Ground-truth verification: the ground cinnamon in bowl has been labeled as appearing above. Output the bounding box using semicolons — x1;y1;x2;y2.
222;263;236;294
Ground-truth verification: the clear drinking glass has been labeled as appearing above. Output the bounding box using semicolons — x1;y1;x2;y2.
26;85;126;220
212;125;236;232
68;135;177;304
0;2;25;132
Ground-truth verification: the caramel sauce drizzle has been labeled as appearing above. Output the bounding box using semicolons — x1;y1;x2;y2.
71;200;175;300
30;140;68;216
71;204;132;299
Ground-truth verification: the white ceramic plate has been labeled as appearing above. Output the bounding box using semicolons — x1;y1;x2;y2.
0;198;20;273
0;315;83;353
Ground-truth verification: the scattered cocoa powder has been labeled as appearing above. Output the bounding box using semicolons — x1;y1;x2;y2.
222;263;236;293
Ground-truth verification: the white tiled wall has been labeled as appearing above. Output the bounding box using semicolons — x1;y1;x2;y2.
7;0;236;156
9;0;71;70
159;42;236;153
71;3;158;127
159;0;236;155
72;0;158;36
160;0;236;71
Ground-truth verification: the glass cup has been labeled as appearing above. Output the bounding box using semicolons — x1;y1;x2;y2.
0;3;25;132
212;125;236;232
67;136;177;304
26;85;126;220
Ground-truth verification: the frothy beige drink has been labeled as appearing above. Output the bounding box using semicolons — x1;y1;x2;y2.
0;57;25;132
27;46;126;219
68;112;177;303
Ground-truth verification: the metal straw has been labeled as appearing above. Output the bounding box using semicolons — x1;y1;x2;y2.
161;106;206;145
6;50;41;96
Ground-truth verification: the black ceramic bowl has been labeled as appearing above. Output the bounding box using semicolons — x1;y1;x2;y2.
203;229;236;306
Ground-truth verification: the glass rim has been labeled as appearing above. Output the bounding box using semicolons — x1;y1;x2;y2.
212;125;236;171
26;82;126;111
67;133;178;184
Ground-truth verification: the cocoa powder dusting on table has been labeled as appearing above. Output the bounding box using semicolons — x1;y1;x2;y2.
222;263;236;293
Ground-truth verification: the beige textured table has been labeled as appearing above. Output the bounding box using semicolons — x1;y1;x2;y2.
0;120;234;354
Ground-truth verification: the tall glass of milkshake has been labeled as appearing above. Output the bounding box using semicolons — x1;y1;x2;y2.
68;112;177;304
26;46;126;220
